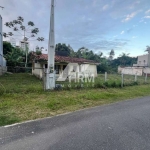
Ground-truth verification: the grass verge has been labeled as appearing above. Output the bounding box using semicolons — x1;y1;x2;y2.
0;73;150;126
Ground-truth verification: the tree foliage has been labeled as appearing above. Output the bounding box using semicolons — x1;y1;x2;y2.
55;43;71;56
3;41;25;67
145;46;150;53
54;44;138;73
3;16;44;41
3;16;44;67
109;49;115;60
3;40;138;73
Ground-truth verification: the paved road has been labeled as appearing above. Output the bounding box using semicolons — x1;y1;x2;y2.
1;96;150;150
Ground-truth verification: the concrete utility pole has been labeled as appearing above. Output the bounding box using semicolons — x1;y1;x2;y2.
0;6;4;67
0;15;3;68
45;0;55;90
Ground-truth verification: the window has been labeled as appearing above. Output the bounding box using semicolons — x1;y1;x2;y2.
45;64;48;68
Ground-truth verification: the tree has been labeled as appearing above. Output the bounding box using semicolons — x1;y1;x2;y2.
3;41;26;67
109;49;115;61
5;47;25;67
35;46;44;55
145;46;150;53
3;16;44;67
55;43;71;56
112;53;137;67
68;44;76;57
3;41;13;56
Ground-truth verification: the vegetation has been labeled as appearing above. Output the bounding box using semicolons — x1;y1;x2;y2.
145;45;150;53
3;41;138;74
3;16;44;67
3;41;25;67
54;43;138;73
1;73;150;126
2;17;149;73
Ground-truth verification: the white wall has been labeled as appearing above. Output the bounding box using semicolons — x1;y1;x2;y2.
68;63;97;77
33;62;98;80
80;64;97;77
138;54;148;66
118;67;143;76
143;68;150;74
32;63;43;79
133;54;150;67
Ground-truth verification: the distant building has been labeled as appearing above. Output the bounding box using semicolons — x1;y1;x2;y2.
10;38;16;47
133;54;150;67
118;53;150;76
20;40;29;51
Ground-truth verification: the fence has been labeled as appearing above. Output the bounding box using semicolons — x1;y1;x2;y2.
6;66;32;73
54;72;150;90
1;70;150;91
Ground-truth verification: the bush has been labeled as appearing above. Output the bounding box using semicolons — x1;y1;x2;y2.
111;81;117;88
103;81;109;87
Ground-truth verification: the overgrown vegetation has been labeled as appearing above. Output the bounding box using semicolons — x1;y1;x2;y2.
3;41;139;73
3;41;26;67
1;73;150;126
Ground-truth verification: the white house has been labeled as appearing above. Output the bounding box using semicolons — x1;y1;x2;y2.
118;52;150;76
133;54;150;67
32;53;98;80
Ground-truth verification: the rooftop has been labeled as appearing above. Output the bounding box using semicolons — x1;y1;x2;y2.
33;53;96;64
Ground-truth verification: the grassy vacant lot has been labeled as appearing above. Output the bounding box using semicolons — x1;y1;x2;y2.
0;73;150;126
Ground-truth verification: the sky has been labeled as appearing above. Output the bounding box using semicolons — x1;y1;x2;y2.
0;0;150;57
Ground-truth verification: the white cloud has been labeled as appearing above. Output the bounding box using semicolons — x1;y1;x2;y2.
122;12;137;22
102;4;109;11
120;31;124;34
145;9;150;14
129;1;140;9
113;35;118;38
139;19;144;23
144;16;150;19
132;36;137;39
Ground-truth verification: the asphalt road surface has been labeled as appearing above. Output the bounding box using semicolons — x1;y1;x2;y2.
1;96;150;150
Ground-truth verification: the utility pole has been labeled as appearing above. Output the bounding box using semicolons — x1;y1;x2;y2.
0;6;4;69
45;0;55;90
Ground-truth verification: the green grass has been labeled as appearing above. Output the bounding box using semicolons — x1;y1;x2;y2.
1;73;150;126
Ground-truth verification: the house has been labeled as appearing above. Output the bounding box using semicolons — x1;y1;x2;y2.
118;52;150;76
133;54;150;67
32;53;98;79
